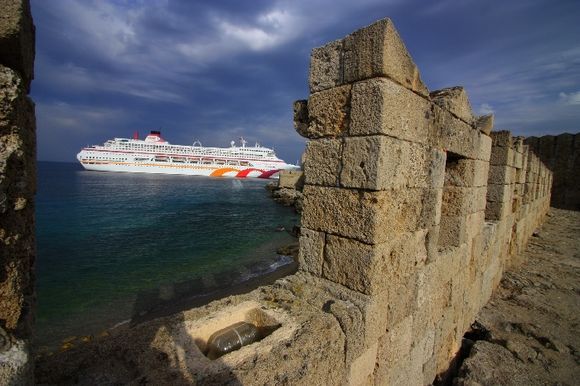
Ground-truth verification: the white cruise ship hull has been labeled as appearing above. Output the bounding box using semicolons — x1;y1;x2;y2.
80;161;283;178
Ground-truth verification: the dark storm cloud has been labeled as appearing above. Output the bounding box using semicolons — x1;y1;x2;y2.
31;0;580;162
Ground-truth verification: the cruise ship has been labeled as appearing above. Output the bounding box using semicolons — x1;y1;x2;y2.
76;131;300;178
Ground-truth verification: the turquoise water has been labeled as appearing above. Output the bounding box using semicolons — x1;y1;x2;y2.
35;162;298;348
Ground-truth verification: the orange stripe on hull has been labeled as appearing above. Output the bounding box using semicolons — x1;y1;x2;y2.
210;168;239;177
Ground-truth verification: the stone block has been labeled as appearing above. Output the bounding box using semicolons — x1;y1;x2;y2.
298;227;325;275
490;146;514;166
437;109;481;160
491;130;512;147
0;0;35;91
293;99;309;137
466;210;485;238
340;135;430;190
477;133;492;162
485;199;511;221
488;165;515;185
475;114;494;135
513;136;525;153
441;186;487;216
430;87;474;125
349;78;432;144
348;343;378;386
304;138;342;186
301;185;430;244
487;183;513;203
513;150;523;169
438;215;467;248
323;230;427;296
309;39;343;93
306;84;351;138
444;158;489;187
342;18;429;96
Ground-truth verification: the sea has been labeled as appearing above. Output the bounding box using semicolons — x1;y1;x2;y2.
35;161;299;350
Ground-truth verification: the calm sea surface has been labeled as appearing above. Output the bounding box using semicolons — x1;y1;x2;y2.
35;162;298;349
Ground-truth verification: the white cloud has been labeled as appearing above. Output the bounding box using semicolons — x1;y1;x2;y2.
477;103;494;115
559;91;580;105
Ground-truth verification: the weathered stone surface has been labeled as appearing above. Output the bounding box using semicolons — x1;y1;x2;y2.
444;158;489;187
349;78;432;144
303;138;342;186
309;39;343;93
490;146;514;166
491;130;512;147
0;66;35;338
485;199;512;221
298;227;325;275
348;343;378;386
438;215;468;248
487;183;513;203
301;185;432;245
0;0;34;92
441;186;487;216
305;85;351;138
292;99;309;137
340;135;431;190
476;114;494;135
436;108;483;160
343;18;428;96
488;165;516;185
430;87;474;125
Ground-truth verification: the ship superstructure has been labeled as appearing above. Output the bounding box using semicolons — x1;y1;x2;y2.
76;131;299;178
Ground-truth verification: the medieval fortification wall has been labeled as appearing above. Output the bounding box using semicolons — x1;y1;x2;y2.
0;0;36;384
1;3;557;385
525;133;579;211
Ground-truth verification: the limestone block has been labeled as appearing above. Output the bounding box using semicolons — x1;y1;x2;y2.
430;87;474;125
441;186;487;216
293;99;309;137
437;109;481;160
348;343;378;386
298;227;325;275
349;78;432;144
304;138;342;186
0;0;35;91
477;133;492;162
306;84;351;138
513;150;523;169
342;18;428;96
485;199;511;221
488;165;515;185
422;188;443;227
491;130;512;147
475;114;494;135
375;316;414;384
487;183;513;203
513;136;525;153
444;158;489;187
301;185;430;244
309;39;343;93
323;235;385;294
340;135;431;190
438;215;467;248
490;146;514;166
323;230;427;296
466;210;485;239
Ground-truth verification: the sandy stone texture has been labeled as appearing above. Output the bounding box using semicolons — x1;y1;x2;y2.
454;208;580;385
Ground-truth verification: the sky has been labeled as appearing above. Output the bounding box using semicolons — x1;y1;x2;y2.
31;0;580;163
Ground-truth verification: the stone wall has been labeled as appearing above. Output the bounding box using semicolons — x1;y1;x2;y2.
0;0;36;384
37;17;553;386
525;133;579;211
